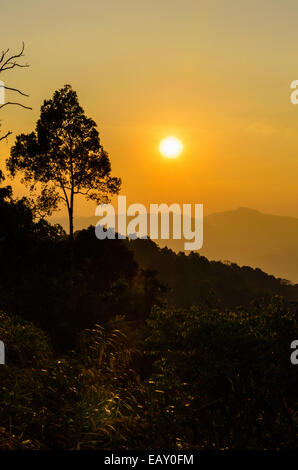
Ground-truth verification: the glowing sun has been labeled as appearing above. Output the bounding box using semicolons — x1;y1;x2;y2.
159;136;183;158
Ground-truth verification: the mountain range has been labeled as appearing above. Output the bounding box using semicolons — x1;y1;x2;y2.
51;207;298;283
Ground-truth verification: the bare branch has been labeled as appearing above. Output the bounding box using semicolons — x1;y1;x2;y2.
2;86;29;97
0;49;10;64
0;42;29;73
0;131;12;142
1;63;29;72
0;43;31;142
0;101;32;110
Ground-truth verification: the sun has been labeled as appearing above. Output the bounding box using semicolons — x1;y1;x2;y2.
159;136;183;158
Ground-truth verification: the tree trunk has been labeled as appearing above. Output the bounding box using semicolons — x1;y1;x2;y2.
68;194;76;319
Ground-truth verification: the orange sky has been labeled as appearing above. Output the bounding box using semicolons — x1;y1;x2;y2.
1;0;298;219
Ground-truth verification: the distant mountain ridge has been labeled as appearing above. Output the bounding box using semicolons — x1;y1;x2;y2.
51;207;298;283
200;207;298;283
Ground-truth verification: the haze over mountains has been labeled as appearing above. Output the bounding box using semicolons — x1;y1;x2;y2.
52;207;298;284
201;207;298;284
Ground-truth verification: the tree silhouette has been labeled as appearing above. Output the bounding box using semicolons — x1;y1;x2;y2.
7;84;121;240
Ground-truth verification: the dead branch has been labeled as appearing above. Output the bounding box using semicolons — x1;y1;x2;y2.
0;131;12;142
0;42;29;73
0;101;32;110
2;86;29;97
0;42;31;142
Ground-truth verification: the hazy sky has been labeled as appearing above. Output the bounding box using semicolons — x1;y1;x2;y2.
1;0;298;218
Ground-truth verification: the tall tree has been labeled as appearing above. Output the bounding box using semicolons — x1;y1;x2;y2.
7;84;121;240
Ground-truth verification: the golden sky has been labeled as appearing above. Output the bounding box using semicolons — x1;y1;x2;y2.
1;0;298;218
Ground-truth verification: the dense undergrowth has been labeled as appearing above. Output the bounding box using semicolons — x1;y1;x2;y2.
0;296;297;450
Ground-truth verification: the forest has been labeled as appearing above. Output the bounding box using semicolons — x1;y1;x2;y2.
0;83;297;450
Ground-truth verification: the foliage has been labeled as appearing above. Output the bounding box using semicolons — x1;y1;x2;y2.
144;298;298;449
0;296;297;450
0;311;147;450
0;183;162;350
130;238;298;308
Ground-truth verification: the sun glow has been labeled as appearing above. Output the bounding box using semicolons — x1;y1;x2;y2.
159;136;183;158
